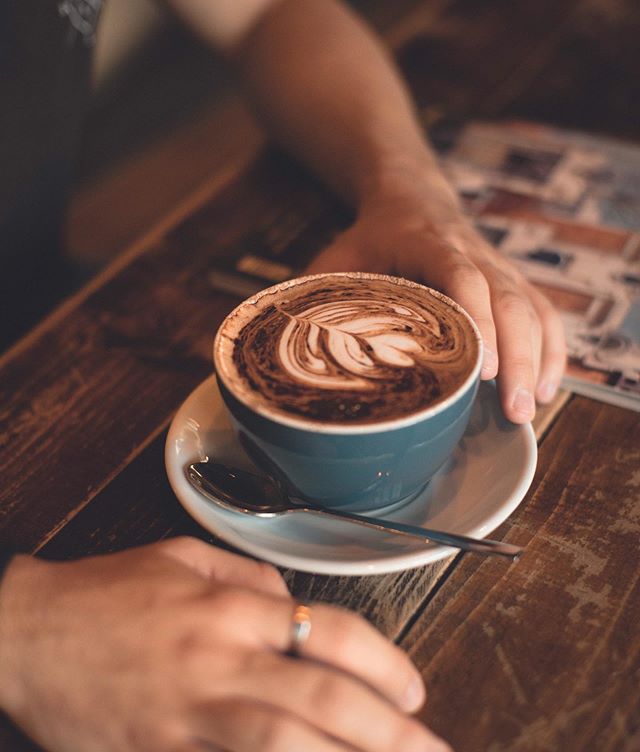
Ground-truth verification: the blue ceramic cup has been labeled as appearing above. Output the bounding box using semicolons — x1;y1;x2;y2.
214;273;482;512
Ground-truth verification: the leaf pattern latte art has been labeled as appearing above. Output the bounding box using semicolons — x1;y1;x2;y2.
226;274;479;424
277;300;446;391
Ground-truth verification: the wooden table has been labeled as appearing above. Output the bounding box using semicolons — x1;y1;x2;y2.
2;1;639;750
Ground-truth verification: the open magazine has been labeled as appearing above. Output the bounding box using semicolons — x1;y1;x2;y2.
207;121;640;412
437;121;640;412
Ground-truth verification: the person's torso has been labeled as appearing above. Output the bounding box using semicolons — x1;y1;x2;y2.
0;0;103;346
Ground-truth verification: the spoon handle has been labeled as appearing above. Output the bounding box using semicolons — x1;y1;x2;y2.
303;505;523;560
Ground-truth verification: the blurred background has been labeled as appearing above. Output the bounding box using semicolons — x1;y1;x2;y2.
43;0;640;320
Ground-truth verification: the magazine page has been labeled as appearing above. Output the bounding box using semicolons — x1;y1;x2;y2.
438;121;640;411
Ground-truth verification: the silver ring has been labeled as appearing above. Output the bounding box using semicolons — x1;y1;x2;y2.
289;603;312;656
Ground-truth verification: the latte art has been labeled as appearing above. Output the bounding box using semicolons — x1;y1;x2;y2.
277;300;454;391
215;274;480;425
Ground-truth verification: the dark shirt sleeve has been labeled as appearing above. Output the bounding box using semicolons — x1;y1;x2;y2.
0;0;102;348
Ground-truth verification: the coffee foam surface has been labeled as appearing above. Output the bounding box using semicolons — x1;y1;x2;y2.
215;273;480;427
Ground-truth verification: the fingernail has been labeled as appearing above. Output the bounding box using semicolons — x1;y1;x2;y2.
537;381;557;403
481;348;498;379
511;388;535;420
403;675;426;712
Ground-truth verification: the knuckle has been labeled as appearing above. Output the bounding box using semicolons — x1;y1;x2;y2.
158;535;195;553
159;535;209;560
495;288;529;317
169;617;235;674
327;610;365;661
209;586;254;626
485;261;518;285
255;561;287;591
449;259;487;291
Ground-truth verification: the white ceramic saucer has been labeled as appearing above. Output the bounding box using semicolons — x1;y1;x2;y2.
165;377;537;575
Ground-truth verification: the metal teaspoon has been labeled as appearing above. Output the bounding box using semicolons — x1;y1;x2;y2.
185;461;524;560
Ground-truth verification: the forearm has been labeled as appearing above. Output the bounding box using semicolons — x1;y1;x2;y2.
230;0;459;213
166;0;566;421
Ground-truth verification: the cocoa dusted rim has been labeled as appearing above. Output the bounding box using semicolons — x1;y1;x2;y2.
215;273;482;431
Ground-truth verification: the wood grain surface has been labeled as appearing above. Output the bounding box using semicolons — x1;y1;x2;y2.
1;0;639;750
405;396;640;752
